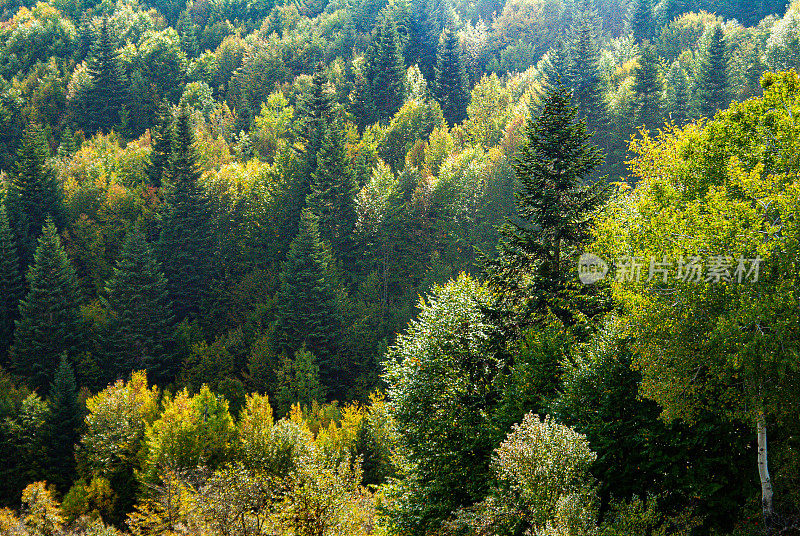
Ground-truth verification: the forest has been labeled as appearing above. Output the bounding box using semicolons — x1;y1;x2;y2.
0;0;799;532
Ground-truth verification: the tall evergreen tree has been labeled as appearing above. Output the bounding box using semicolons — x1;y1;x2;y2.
85;17;129;134
158;106;215;322
567;8;607;143
47;356;82;494
350;66;377;132
630;0;654;44
632;43;664;133
434;24;469;126
11;219;83;392
666;60;690;125
6;124;62;268
275;208;341;394
297;63;334;176
695;24;729;119
0;203;23;360
177;10;199;59
367;10;407;124
105;228;177;384
148;101;174;188
484;81;610;333
307;118;358;262
538;38;572;95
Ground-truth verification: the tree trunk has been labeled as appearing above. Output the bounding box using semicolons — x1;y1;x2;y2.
757;410;775;534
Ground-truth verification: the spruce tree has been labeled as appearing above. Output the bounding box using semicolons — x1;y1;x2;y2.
7;123;62;267
484;81;610;333
567;8;607;142
105;228;177;384
275;208;341;393
367;10;407;124
158;106;215;322
695;24;729;119
630;0;654;44
632;44;664;133
85;17;129;134
47;356;82;494
434;24;469;126
538;38;572;95
666;60;690;125
350;66;377;132
177;10;199;59
0;203;23;359
148;101;174;188
297;63;334;177
11;219;83;392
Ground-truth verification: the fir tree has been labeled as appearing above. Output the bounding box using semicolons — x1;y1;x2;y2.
275;209;341;393
85;17;129;134
158;106;215;322
350;66;377;132
630;0;654;44
434;24;469;126
538;38;572;95
695;24;729;119
7;123;62;267
666;60;690;125
567;8;607;143
296;63;334;177
11;219;83;392
484;81;610;333
367;10;407;124
0;203;23;359
177;10;199;59
148;101;174;188
105;228;177;384
632;43;664;133
47;356;82;494
307;118;358;262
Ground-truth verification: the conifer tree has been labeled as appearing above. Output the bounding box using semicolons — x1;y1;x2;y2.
158;106;215;322
105;228;177;384
350;66;377;132
275;209;341;392
632;44;664;133
85;17;129;134
538;39;571;95
666;61;690;125
11;219;83;392
567;8;607;142
148;101;174;188
434;24;469;126
695;24;729;119
484;81;609;332
47;356;82;493
297;63;334;177
177;10;199;59
7;124;62;267
630;0;654;44
367;10;407;124
0;203;23;359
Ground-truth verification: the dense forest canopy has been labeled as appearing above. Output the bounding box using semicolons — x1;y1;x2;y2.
0;0;799;533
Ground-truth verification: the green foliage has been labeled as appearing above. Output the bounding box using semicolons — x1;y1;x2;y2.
632;44;664;132
631;0;655;44
367;10;407;125
694;24;729;119
146;102;173;188
46;356;82;493
0;203;23;359
275;347;326;414
11;219;83;392
434;25;469;126
85;18;129;134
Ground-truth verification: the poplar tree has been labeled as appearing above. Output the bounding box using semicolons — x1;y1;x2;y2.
85;17;129;134
695;24;729;119
7;124;62;266
434;24;469;126
47;356;82;493
158;106;214;322
11;219;83;392
0;203;23;358
104;228;177;384
367;10;407;124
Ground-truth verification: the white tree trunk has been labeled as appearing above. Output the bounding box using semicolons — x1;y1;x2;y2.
757;411;775;533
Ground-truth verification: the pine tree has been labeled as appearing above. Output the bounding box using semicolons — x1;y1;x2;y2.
567;8;607;142
85;17;129;134
434;24;469;126
367;10;407;124
11;219;83;392
0;203;23;359
47;356;82;494
275;209;341;393
148;101;174;188
630;0;654;44
632;44;664;133
307;118;358;262
484;81;610;333
158;106;215;322
7;123;62;267
695;24;729;119
105;228;177;384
